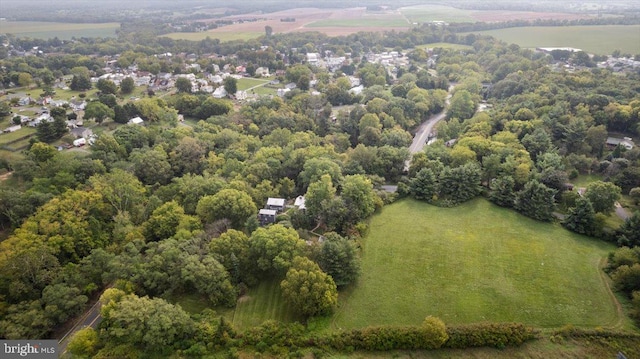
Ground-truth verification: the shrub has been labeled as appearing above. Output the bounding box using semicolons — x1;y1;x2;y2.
444;322;538;349
318;320;448;351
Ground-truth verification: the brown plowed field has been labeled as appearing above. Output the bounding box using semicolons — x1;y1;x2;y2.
200;7;592;38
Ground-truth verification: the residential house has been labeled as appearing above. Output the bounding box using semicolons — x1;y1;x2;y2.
29;114;52;127
71;127;93;139
294;196;306;210
306;53;320;65
266;197;286;212
606;137;635;150
277;88;290;97
70;100;86;111
212;87;228;99
18;96;34;106
128;116;144;125
258;209;277;226
255;67;270;77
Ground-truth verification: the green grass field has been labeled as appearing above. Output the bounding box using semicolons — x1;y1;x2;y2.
228;279;299;329
328;198;618;329
400;5;475;23
462;25;640;55
162;32;262;42
0;21;119;39
236;78;271;91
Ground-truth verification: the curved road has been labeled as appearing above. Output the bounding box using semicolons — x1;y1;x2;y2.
404;86;453;171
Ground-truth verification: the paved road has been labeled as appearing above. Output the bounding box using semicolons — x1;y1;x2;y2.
407;110;447;155
614;202;631;221
404;86;453;171
58;298;103;355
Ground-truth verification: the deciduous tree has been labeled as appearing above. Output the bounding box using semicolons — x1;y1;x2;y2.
584;181;621;214
196;189;257;229
249;224;306;275
280;256;337;318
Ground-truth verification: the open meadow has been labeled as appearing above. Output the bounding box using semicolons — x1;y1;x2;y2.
328;198;619;329
463;25;640;55
217;198;622;333
0;21;119;39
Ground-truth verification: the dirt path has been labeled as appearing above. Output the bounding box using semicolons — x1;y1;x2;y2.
598;257;626;329
0;171;13;181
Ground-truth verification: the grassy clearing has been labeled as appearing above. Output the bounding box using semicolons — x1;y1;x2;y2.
229;279;298;329
161;32;262;42
0;127;36;145
171;293;212;315
571;174;603;188
329;198;618;330
461;25;640;55
236;78;271;91
400;5;475;23
0;21;119;39
250;86;278;96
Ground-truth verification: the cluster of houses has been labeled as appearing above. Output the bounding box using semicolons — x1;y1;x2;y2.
258;196;306;226
597;56;640;72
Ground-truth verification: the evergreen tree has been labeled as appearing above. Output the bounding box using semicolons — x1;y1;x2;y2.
410;168;437;201
563;197;596;235
514;180;556;221
489;175;516;207
318;232;360;287
618;212;640;247
438;163;482;204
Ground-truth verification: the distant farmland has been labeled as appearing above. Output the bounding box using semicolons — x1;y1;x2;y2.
463;25;640;55
162;31;262;42
0;21;119;39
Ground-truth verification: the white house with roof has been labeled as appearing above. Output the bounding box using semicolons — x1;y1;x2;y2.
266;197;286;212
294;196;306;210
212;87;228;98
128;116;144;125
255;67;270;77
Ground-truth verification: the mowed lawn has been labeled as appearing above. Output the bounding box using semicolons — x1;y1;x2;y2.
229;279;300;329
331;198;618;329
463;25;640;55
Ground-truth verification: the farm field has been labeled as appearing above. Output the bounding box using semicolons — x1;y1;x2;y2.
462;25;640;55
306;18;408;28
400;5;475;23
0;21;119;40
326;198;619;330
162;31;262;42
161;5;595;41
